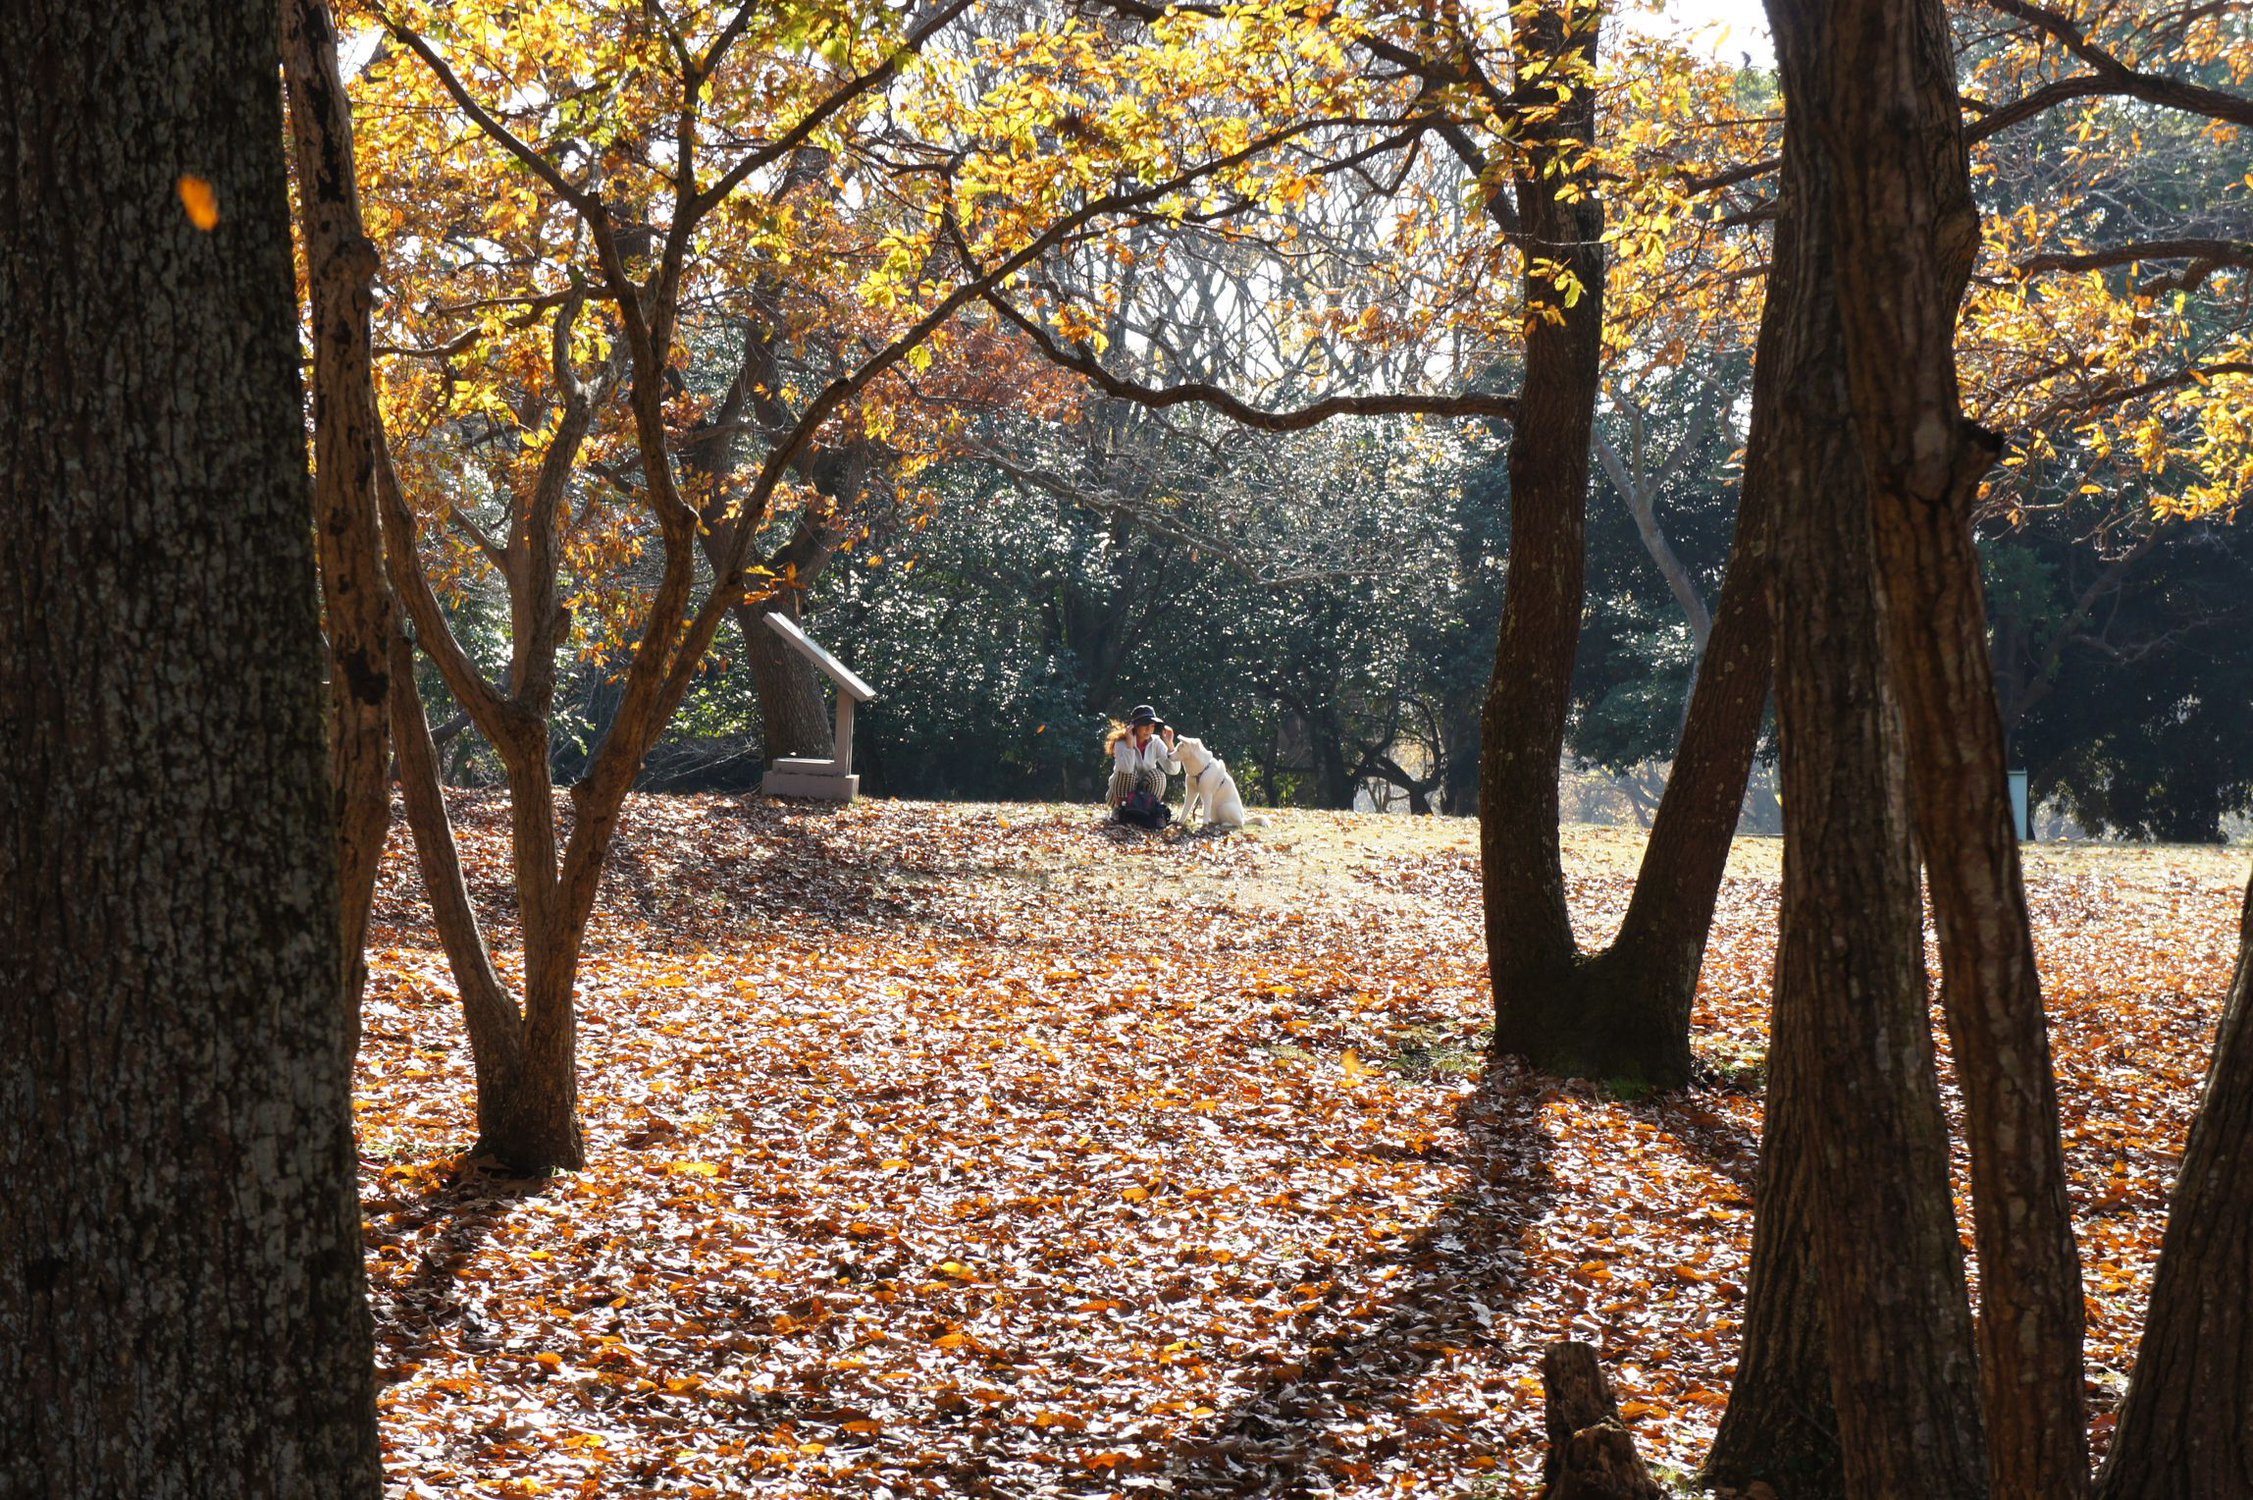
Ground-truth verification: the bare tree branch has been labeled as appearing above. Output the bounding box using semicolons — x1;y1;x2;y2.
1981;0;2253;126
982;288;1518;429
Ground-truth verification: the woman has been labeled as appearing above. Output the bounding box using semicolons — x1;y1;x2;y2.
1105;704;1179;818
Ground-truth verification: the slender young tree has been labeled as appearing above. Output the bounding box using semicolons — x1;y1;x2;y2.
0;0;381;1491
371;0;1396;1172
286;0;399;1004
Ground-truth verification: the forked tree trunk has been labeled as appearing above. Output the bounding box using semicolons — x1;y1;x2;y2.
1556;435;1774;1087
1481;0;1603;1050
286;0;397;1003
1477;2;1778;1090
1703;138;1843;1500
1751;32;1989;1494
1798;0;2089;1487
0;1;381;1488
2094;869;2253;1497
379;434;587;1175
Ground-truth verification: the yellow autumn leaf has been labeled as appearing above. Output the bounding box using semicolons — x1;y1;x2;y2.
177;175;219;231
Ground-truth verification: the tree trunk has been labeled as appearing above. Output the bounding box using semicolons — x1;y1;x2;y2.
1315;713;1357;809
379;427;587;1175
1440;689;1482;815
1536;1343;1665;1500
387;630;526;1145
1751;39;1990;1493
1704;139;1846;1498
286;0;396;1006
1483;0;1603;1057
1796;0;2090;1487
0;0;381;1488
1559;417;1775;1088
1478;3;1776;1090
1703;994;1838;1497
2094;869;2253;1498
677;304;850;767
739;595;835;760
495;750;587;1175
482;958;585;1173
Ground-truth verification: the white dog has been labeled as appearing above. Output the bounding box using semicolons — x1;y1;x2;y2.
1172;735;1256;831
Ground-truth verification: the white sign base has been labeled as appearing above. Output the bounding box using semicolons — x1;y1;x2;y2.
763;767;860;800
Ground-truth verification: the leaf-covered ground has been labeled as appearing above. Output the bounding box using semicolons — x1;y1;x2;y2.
360;797;2245;1498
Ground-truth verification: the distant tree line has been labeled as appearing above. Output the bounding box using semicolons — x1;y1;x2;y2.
435;347;2253;842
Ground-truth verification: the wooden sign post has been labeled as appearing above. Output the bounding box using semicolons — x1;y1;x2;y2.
759;613;877;801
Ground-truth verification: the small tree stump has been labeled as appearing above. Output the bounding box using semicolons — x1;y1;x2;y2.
1537;1342;1665;1500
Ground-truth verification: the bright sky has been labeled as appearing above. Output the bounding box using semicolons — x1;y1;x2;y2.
1635;0;1776;67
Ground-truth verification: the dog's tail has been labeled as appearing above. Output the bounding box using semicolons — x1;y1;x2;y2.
1243;813;1271;826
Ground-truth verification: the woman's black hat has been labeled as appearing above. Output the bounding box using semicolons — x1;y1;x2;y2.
1129;704;1159;725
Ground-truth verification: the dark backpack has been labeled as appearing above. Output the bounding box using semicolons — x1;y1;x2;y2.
1117;788;1170;829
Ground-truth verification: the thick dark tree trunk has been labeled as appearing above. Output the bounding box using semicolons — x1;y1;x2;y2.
286;0;396;1005
1771;335;1988;1500
739;595;835;760
1704;130;1847;1500
1482;0;1603;1057
2095;870;2253;1498
0;1;382;1489
1791;0;2090;1487
1703;1000;1838;1497
1751;35;1990;1494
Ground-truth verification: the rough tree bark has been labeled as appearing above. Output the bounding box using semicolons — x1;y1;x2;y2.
1701;136;1843;1500
1480;0;1605;1055
1773;441;1987;1499
1789;0;2090;1487
2094;867;2253;1498
1702;986;1837;1498
285;0;398;1004
1536;1343;1665;1500
0;0;382;1490
1753;16;1992;1492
